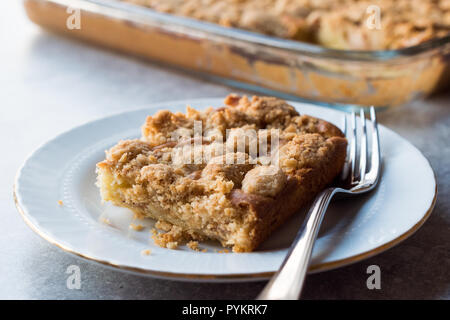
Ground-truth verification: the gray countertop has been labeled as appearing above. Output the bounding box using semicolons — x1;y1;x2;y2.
1;1;449;300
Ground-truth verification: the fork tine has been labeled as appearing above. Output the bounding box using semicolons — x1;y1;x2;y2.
342;114;347;137
358;109;367;183
340;114;350;180
367;106;381;182
350;112;357;184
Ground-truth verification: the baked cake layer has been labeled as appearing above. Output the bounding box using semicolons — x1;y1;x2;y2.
96;95;347;252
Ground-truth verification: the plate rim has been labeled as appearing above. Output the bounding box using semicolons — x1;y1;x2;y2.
13;188;436;281
13;98;438;282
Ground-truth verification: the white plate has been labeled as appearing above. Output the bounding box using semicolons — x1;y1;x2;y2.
14;99;436;282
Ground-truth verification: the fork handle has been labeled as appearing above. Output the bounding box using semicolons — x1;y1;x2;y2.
257;188;337;300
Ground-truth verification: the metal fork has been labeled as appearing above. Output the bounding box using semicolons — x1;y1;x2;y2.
257;107;381;300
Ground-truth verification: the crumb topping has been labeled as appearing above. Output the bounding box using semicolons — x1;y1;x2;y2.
122;0;450;50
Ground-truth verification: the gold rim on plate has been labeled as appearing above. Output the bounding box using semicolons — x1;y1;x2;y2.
13;182;437;281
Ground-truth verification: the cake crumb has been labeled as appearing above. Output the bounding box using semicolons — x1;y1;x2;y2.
151;224;184;249
166;241;178;249
187;240;200;251
133;213;144;220
141;249;151;256
129;223;144;231
57;200;63;206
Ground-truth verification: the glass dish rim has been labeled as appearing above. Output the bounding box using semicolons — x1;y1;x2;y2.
38;0;450;61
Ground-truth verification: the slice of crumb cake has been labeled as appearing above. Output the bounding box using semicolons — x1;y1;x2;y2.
96;95;347;252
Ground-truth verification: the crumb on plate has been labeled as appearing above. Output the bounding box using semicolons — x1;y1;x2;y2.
187;240;199;251
166;241;178;249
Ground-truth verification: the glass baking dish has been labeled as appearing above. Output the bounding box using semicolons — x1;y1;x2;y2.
24;0;450;108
